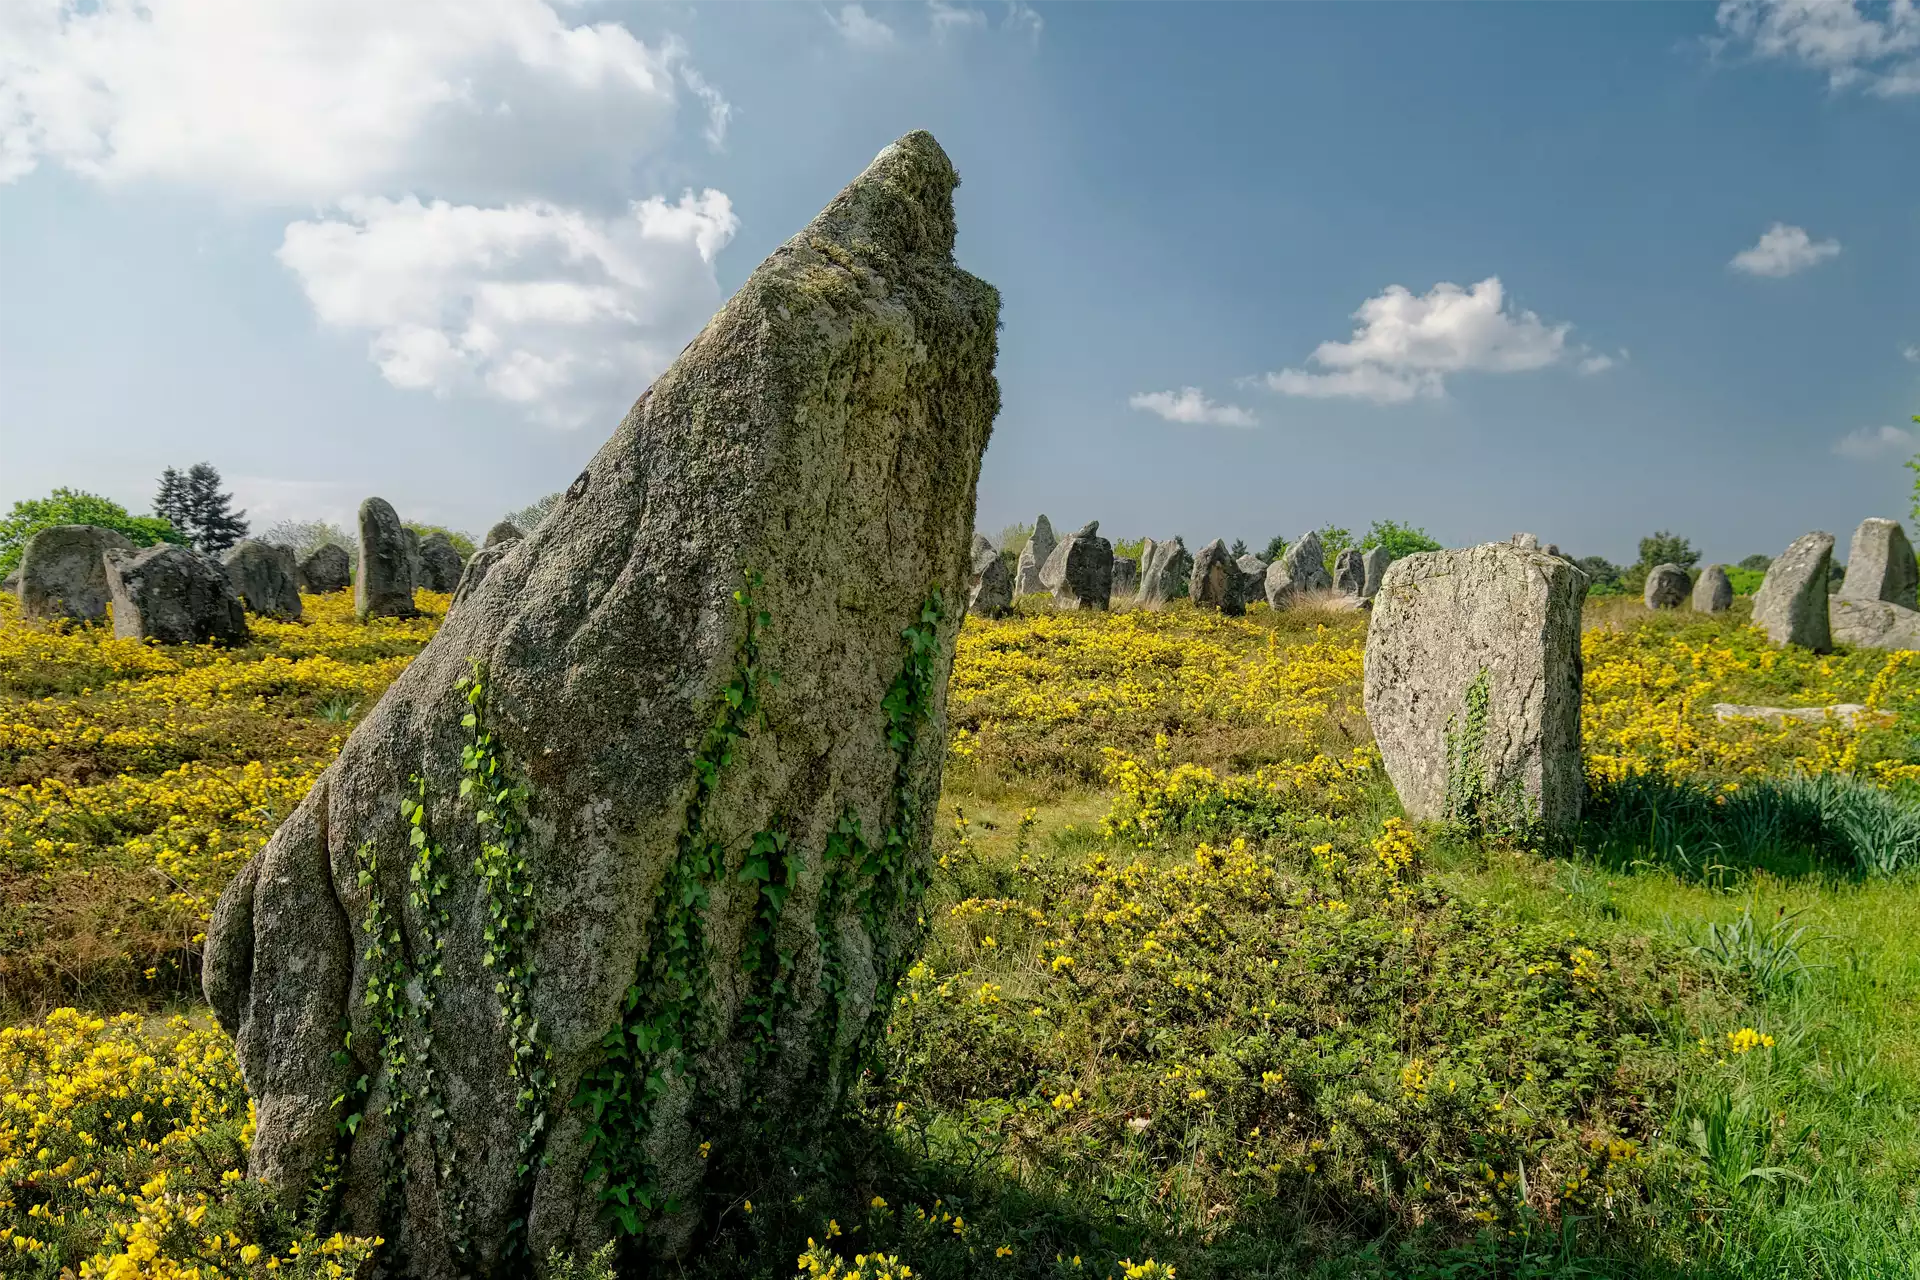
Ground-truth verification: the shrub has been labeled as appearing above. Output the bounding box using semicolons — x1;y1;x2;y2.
1737;554;1773;573
1359;519;1443;560
1637;531;1701;573
0;488;184;575
406;522;476;557
504;491;562;535
1726;566;1766;596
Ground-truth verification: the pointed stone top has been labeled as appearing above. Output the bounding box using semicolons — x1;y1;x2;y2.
807;131;962;264
973;534;994;554
1074;521;1099;538
1032;514;1054;537
1201;537;1228;555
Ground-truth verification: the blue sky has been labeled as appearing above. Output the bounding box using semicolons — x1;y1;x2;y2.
1;1;1916;566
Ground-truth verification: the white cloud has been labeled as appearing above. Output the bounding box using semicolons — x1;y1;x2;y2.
1717;0;1920;95
1003;1;1045;42
928;1;988;39
1902;343;1920;362
0;0;722;202
1835;423;1920;459
1257;277;1574;404
1578;352;1618;375
828;4;897;49
278;189;739;428
1129;387;1258;428
1729;222;1841;277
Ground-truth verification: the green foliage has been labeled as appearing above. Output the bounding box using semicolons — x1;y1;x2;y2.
1317;524;1354;561
994;522;1034;557
155;463;249;554
1442;668;1531;835
1261;535;1289;563
1738;554;1774;573
1228;537;1248;558
1359;519;1443;560
1573;556;1622;594
1726;566;1766;596
1111;536;1147;563
1636;530;1700;573
1689;906;1811;997
407;522;477;558
0;487;184;575
505;492;562;537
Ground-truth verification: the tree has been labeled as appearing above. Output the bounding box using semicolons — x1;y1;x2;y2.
1738;554;1773;573
1229;537;1248;558
1359;519;1443;561
0;487;185;575
1262;535;1289;563
158;463;248;553
154;468;191;534
505;492;562;536
261;519;356;563
1317;524;1354;561
1635;531;1699;572
406;523;477;558
1574;555;1623;596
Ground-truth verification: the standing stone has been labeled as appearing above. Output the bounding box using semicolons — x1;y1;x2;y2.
484;521;525;549
1361;546;1392;599
1365;540;1587;833
1014;514;1056;596
1040;520;1113;610
356;499;419;621
1189;539;1248;616
1236;553;1268;583
1839;518;1918;610
1692;565;1733;614
104;545;250;646
968;535;1013;618
418;532;466;594
203;131;1000;1270
1111;556;1139;599
300;544;352;594
401;528;423;593
17;525;135;623
1642;563;1690;610
1831;598;1920;651
1134;537;1192;608
1;569;16;594
1264;529;1331;609
1752;532;1834;652
223;540;304;621
1331;547;1365;597
1510;532;1540;551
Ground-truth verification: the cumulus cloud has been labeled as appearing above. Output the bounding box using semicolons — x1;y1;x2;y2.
1730;222;1842;277
1717;0;1920;95
278;190;739;428
1578;351;1619;375
0;0;724;202
1129;387;1258;428
1834;423;1920;459
828;4;897;49
928;0;988;39
1256;277;1576;404
1003;1;1045;42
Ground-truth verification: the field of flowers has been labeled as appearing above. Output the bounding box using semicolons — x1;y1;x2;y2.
5;590;1920;1278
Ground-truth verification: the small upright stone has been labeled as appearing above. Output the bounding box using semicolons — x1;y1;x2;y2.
484;521;524;548
1752;532;1834;652
1331;547;1365;597
1510;532;1540;551
299;544;351;594
222;540;304;620
104;546;249;646
1135;537;1192;608
1014;515;1056;596
968;535;1013;618
418;532;466;593
1839;518;1918;610
1365;540;1587;833
17;524;134;622
1361;546;1392;599
1111;556;1139;599
1264;529;1331;609
401;527;423;592
1188;539;1249;616
1040;520;1113;610
1642;563;1690;610
356;498;419;620
1236;553;1268;582
1692;565;1733;613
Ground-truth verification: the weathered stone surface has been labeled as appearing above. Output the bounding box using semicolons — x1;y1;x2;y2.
484;521;524;548
1188;539;1248;616
1839;518;1918;609
1014;514;1056;596
1831;598;1920;651
418;532;466;593
356;499;419;621
1692;564;1733;613
204;131;1000;1272
299;544;351;594
1752;532;1834;652
1714;702;1877;727
968;535;1013;618
1364;540;1587;833
401;528;423;593
1236;553;1267;582
104;545;249;646
1642;563;1690;610
17;524;134;622
1040;520;1112;610
1134;537;1191;608
1111;556;1139;599
1361;547;1392;599
1264;530;1331;609
1331;547;1365;597
223;540;304;620
1510;532;1540;551
451;545;509;608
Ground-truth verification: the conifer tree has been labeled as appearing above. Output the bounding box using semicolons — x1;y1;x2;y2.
153;467;191;536
182;462;248;554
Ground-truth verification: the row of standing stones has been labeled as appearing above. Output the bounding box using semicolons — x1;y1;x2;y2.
1;131;1906;1276
7;502;528;643
966;518;1394;618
